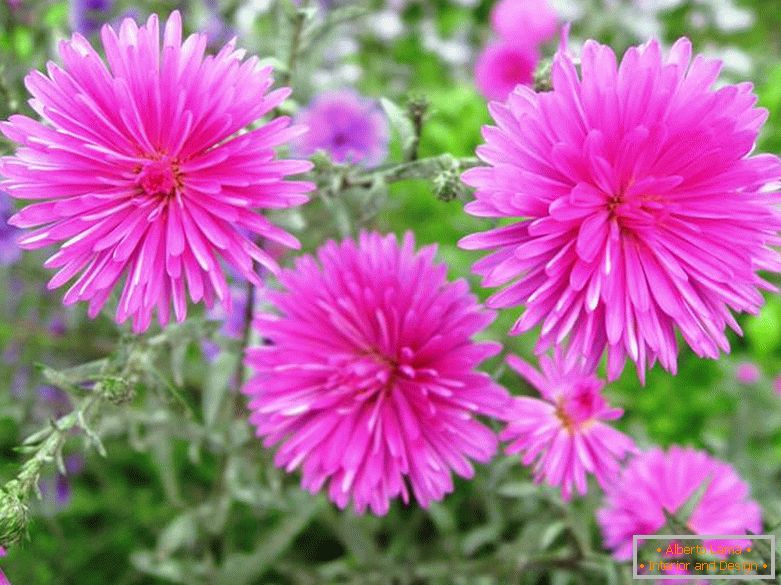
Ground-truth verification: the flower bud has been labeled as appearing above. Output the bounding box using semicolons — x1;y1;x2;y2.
0;483;29;547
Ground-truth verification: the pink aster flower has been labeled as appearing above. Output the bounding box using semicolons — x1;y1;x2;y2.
500;350;636;500
0;12;313;333
489;0;559;46
735;361;761;384
0;547;8;585
293;90;389;167
474;40;539;102
598;446;762;561
243;231;512;515
460;37;781;382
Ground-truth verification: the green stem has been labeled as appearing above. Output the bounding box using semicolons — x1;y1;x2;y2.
345;154;479;188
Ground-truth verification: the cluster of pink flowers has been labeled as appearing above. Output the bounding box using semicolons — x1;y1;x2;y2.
0;6;776;576
475;0;559;100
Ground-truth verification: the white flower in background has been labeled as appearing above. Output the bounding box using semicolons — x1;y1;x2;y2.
236;0;273;36
421;20;472;67
705;44;753;77
369;9;405;42
710;0;754;31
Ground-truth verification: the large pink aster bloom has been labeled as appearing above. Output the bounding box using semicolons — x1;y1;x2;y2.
460;37;781;381
500;350;636;500
0;12;313;333
598;446;762;561
243;231;512;515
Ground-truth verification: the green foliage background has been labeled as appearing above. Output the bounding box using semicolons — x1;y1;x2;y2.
1;0;781;583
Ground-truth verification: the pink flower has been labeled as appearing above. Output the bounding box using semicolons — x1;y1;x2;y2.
243;231;512;515
735;361;761;384
460;37;781;382
490;0;558;46
0;12;313;333
774;374;781;395
500;350;636;500
598;446;762;561
0;547;8;585
474;40;539;101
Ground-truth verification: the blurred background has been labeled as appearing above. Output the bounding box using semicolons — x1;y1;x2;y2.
1;0;781;583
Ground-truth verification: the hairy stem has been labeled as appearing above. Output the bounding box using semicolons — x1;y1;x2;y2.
345;154;479;188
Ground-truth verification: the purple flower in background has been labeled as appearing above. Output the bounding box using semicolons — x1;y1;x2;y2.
202;285;251;362
474;40;539;101
0;192;20;266
34;385;72;420
203;0;235;48
774;375;781;395
48;315;68;337
293;90;389;167
38;454;85;512
10;368;28;399
208;286;249;340
735;361;761;385
69;0;114;36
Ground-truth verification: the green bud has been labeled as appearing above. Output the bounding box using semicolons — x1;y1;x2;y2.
533;59;554;92
0;482;29;547
433;164;466;202
99;376;135;405
406;94;430;123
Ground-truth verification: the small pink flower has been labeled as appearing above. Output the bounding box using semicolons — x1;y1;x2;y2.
474;40;539;101
243;231;512;515
735;361;761;385
500;350;636;500
598;446;762;561
490;0;559;46
0;12;313;333
0;547;9;585
461;36;781;382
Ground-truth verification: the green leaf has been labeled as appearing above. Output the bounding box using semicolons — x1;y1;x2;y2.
497;481;540;499
217;496;321;585
203;352;239;428
540;521;566;550
156;512;198;557
380;97;416;156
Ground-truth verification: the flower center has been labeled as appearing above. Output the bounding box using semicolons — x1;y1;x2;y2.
553;382;603;433
137;159;179;198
